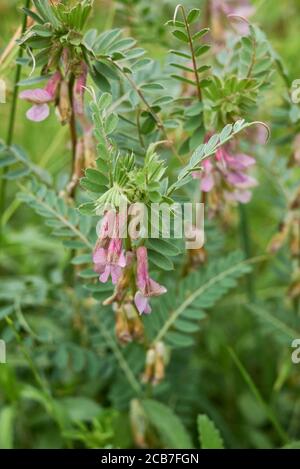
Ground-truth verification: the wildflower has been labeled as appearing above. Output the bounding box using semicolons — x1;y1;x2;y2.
193;139;257;210
210;0;254;42
93;212;127;285
134;246;167;315
19;71;61;122
212;0;254;18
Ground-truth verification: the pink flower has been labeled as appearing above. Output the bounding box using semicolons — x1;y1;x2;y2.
210;0;254;37
19;71;61;122
193;159;215;192
93;212;127;285
212;0;254;17
134;246;167;315
73;62;88;116
194;138;257;205
94;239;126;284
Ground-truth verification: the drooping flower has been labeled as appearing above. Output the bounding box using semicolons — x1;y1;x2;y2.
93;212;127;285
134;246;167;315
19;71;61;122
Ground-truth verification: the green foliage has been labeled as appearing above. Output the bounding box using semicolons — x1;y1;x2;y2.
146;251;252;348
142;399;193;449
197;414;224;449
1;0;300;452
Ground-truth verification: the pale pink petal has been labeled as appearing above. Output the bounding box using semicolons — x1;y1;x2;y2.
118;250;127;268
93;247;107;264
26;104;50;122
237;175;258;189
149;278;167;296
143;301;152;315
20;89;52;103
200;173;214;192
45;71;61;99
94;263;105;275
134;291;151;315
100;265;111;283
235;190;252;204
225;190;252;204
110;265;122;284
227;171;248;185
235;153;256;167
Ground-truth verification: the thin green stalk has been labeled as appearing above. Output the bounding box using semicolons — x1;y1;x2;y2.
6;316;72;448
179;5;202;102
93;312;142;395
228;347;289;444
6;317;47;393
111;60;184;164
238;203;255;301
0;0;30;214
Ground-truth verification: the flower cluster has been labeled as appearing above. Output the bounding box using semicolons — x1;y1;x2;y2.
193;139;257;214
93;212;167;321
93;211;127;285
134;246;167;315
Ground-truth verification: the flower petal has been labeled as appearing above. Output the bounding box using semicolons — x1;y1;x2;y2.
26;104;50;122
93;247;106;264
134;291;150;315
100;265;111;283
20;89;52;104
149;278;167;296
200;173;214;192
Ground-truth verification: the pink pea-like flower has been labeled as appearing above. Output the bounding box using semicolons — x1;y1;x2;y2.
19;71;61;122
193;139;257;205
134;246;167;315
93;212;127;285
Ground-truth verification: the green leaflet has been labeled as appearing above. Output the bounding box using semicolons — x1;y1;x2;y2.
197;414;224;449
142;399;194;449
150;251;253;348
167;120;263;195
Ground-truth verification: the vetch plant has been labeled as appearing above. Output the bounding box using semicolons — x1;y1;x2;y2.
1;0;299;451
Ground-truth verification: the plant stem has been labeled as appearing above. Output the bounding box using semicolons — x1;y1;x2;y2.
0;0;30;215
228;347;289;444
238;203;255;301
111;60;184;163
180;5;202;102
68;74;78;197
93;312;142;395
